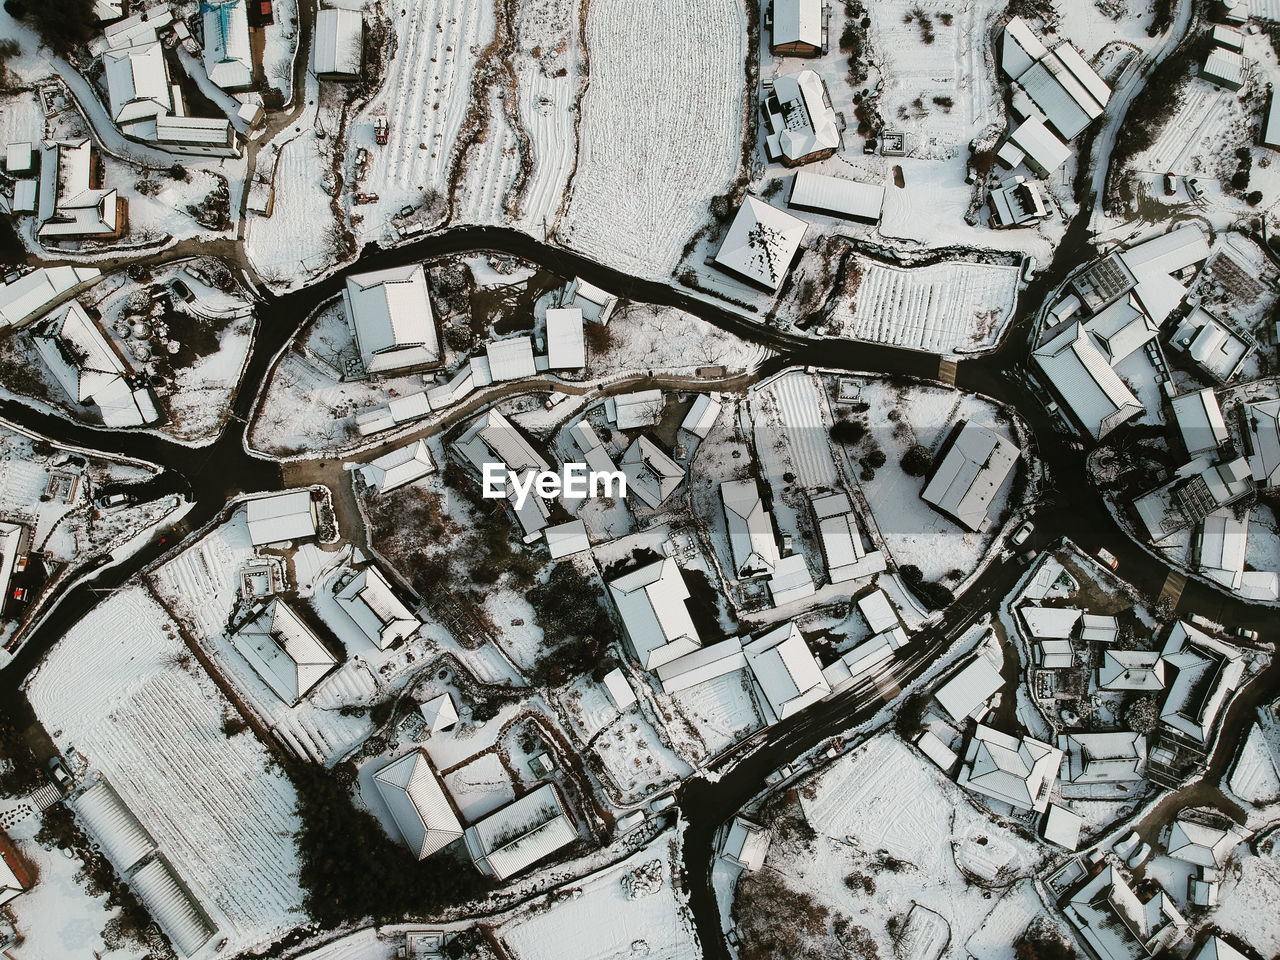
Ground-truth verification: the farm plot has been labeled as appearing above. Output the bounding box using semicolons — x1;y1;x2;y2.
755;732;1045;955
25;587;305;955
496;834;700;960
830;258;1020;355
558;0;745;279
588;301;771;381
666;670;762;757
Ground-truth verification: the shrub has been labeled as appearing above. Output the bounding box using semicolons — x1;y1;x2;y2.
901;444;933;477
830;419;866;445
1232;170;1250;191
862;448;886;469
1246;189;1264;206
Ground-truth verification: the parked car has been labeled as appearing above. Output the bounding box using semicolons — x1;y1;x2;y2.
1022;256;1037;282
48;757;71;790
1115;831;1140;859
11;586;27;603
1011;521;1034;546
1235;626;1260;642
1187;177;1203;201
98;492;130;508
169;278;194;302
1127;842;1152;869
1163;173;1178;195
1096;547;1119;570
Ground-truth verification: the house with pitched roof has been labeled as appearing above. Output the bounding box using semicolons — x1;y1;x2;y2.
37;139;126;240
231;599;337;704
372;749;464;859
620;436;685;509
343;264;441;375
713;197;806;291
334;565;420;649
464;783;577;880
202;0;253;89
743;621;829;722
1064;865;1186;960
608;557;701;670
956;724;1062;812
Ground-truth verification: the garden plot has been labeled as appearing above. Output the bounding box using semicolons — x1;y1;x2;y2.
763;732;1044;954
557;673;630;744
442;752;517;820
828;376;1017;581
587;301;770;381
558;0;744;280
24;587;305;955
348;0;496;241
591;713;692;805
829;258;1020;355
1217;845;1280;957
495;833;700;960
665;670;761;757
1057;0;1157;63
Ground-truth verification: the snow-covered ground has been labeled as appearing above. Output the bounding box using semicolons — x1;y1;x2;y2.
586;302;771;381
494;831;700;960
828;257;1020;355
24;586;305;957
557;0;745;280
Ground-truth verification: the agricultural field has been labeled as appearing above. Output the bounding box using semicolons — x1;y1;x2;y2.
558;0;746;279
24;587;305;955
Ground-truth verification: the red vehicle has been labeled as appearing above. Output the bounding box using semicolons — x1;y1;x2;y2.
354;192;379;204
374;118;388;145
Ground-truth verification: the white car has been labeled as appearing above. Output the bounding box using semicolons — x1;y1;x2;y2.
1114;831;1140;860
1011;522;1034;546
1127;842;1152;869
1096;548;1119;570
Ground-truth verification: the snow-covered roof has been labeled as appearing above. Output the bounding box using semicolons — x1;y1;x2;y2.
1000;17;1048;79
1085;295;1156;364
921;422;1019;531
654;637;746;693
1212;24;1245;50
343;264;440;375
1008;116;1071;176
958;724;1062;813
768;553;814;607
37;139;120;239
1033;321;1143;439
765;70;840;163
11;179;37;214
130;855;216;956
609;558;701;670
0;265;100;329
563;277;617;325
713;197;806;291
1059;731;1147;783
1246;398;1280;485
154;114;237;148
771;0;821;50
621;435;685;508
1015;44;1108;141
1203;47;1246;88
5;141;32;175
1019;605;1081;639
464;783;576;881
245;490;317;545
486;336;537;381
419;693;458;732
0;522;21;609
335;565;419;650
202;0;253;89
611;389;664;430
1036;638;1074;669
788;170;883;223
456;408;548;476
314;7;363;77
602;668;636;709
935;654;1003;724
1198;509;1249;592
75;779;157;872
743;621;829;722
1266;82;1280;149
104;9;172;48
857;589;898;634
1120;225;1210;281
915;729;959;772
359;438;436;493
1172;388;1228;458
544;518;589;558
1194;936;1250;960
1065;865;1186;960
373;749;463;859
681;394;722;438
1080;613;1117;643
1166;818;1240;868
721;478;780;576
722;816;770;871
1097;649;1165;691
1043;803;1083;850
103;40;171;125
811;495;886;584
232;599;337;704
545;307;585;370
1160;622;1246;744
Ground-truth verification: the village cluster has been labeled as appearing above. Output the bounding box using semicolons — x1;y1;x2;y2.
3;0;1280;959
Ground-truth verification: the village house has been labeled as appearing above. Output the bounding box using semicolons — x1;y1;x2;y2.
202;0;254;89
245;490;319;546
921;421;1019;532
314;6;363;79
769;0;823;56
762;70;840;165
608;557;702;670
372;749;464;859
714;197;807;291
343;264;441;375
231;599;338;705
463;784;577;881
36;139;126;241
743;621;830;722
956;724;1062;813
334;564;420;649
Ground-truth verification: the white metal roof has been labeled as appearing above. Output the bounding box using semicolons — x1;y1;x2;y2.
789;170;883;223
857;589;898;634
681;394;722;438
771;0;821;49
655;637;746;692
714;197;806;290
245;490;316;545
935;655;1003;723
314;7;363;76
1203;47;1246;88
360;438;435;493
609;558;700;670
335;566;419;649
1119;224;1210;280
465;783;576;880
1033;322;1142;439
202;0;252;88
75;779;157;871
1043;803;1083;850
743;621;829;722
602;667;637;709
486;336;537;381
1000;17;1048;79
233;599;336;703
154;114;235;146
130;855;215;956
722;817;770;871
103;40;171;124
545;307;585;369
11;179;37;213
921;422;1019;531
1053;42;1111;109
1171;389;1228;457
343;264;439;374
373;750;463;859
1008;116;1071;175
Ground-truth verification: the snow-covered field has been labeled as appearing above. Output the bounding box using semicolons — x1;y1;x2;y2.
495;833;700;960
830;258;1020;355
557;0;745;279
24;587;305;955
587;302;771;380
